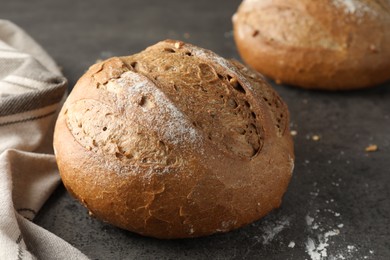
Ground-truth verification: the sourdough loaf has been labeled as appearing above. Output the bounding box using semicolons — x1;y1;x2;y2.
53;40;294;238
233;0;390;90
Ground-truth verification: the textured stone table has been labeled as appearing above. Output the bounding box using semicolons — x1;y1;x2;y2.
1;1;389;259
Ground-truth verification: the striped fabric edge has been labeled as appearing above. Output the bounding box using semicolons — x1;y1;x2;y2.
0;81;38;95
0;103;59;128
5;75;56;90
0;77;67;117
0;50;30;59
0;110;56;128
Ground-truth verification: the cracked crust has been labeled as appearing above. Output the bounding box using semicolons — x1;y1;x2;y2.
53;40;294;239
233;0;390;90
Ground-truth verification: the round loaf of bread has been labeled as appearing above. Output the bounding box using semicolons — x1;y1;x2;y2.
233;0;390;90
53;40;294;239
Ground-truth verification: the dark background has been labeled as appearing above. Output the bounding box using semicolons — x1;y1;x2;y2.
1;0;389;259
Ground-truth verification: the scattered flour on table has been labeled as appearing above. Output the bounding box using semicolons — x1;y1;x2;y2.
306;215;315;226
306;229;340;260
347;245;357;253
261;217;290;244
248;216;290;246
304;181;374;260
242;215;290;258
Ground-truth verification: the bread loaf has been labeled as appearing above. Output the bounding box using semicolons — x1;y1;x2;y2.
53;40;294;239
233;0;390;90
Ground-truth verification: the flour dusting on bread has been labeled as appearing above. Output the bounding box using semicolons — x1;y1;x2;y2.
332;0;375;16
116;71;201;147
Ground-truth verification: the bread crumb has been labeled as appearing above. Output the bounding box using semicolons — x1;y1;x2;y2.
183;32;190;39
229;77;238;87
312;135;320;141
306;215;314;226
288;241;295;248
275;79;282;84
290;130;298;136
174;41;184;49
365;144;378;152
306;229;340;260
369;44;378;53
95;59;103;63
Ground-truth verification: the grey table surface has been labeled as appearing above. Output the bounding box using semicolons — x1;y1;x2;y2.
1;0;389;259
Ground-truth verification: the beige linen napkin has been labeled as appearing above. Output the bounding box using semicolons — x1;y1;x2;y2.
0;20;88;259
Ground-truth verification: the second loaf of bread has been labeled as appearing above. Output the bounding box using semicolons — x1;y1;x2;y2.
233;0;390;90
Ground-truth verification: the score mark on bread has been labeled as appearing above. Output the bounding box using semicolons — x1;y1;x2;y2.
67;43;278;160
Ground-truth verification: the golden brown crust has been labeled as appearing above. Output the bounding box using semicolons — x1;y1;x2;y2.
53;40;294;239
233;0;390;90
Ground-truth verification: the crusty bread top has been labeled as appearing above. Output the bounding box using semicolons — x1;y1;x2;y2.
63;40;290;176
236;0;390;49
233;0;390;89
54;40;294;238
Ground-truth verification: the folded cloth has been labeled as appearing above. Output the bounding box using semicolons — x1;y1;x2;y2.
0;20;88;259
